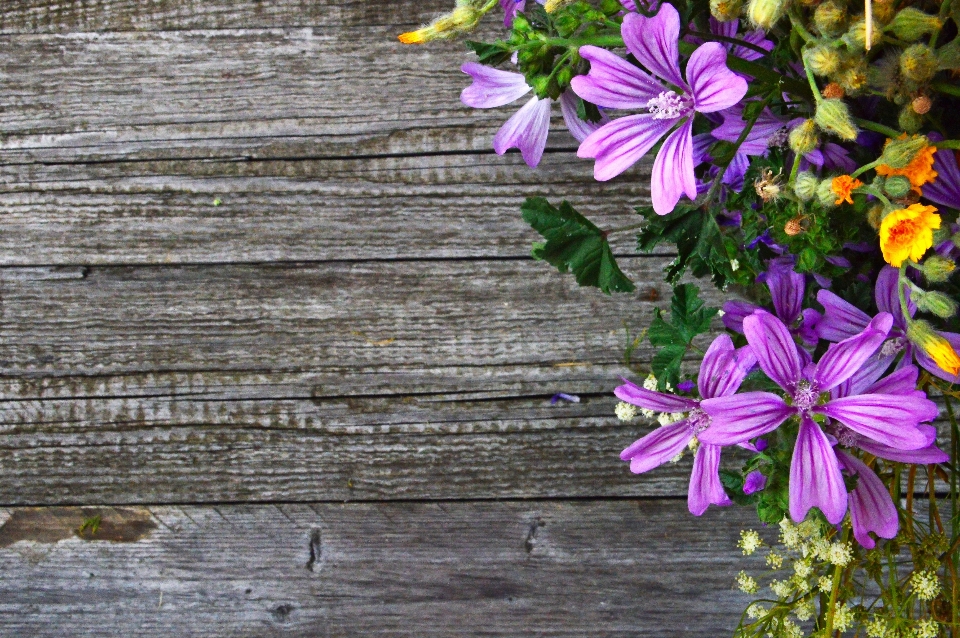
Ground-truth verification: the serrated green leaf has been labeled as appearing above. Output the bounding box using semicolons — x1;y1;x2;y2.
651;344;685;389
465;40;513;66
521;197;635;294
647;309;685;347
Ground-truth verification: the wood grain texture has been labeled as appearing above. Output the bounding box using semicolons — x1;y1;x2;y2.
0;258;724;504
0;153;648;265
0;500;765;636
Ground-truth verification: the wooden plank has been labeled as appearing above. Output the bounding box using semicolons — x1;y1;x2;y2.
0;500;765;636
0;258;718;503
0;25;584;163
0;153;648;265
0;0;462;33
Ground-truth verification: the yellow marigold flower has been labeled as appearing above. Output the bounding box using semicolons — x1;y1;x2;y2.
831;175;863;205
879;203;940;267
875;135;938;192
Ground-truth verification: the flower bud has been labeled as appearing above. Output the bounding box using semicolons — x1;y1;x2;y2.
822;82;845;99
912;95;932;114
817;178;839;208
899;105;924;133
836;61;868;93
711;0;745;21
878;134;929;169
884;175;913;198
747;0;786;29
920;255;956;283
900;44;938;84
888;8;942;42
398;4;483;43
844;18;884;49
804;45;842;76
789;120;820;155
867;203;885;229
794;171;819;201
873;0;897;25
815;98;859;140
544;0;575;11
814;1;848;36
907;320;960;375
914;290;959;319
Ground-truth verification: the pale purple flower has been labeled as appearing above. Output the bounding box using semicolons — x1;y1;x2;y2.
461;62;553;167
817;265;960;383
835;451;897;549
616;334;756;515
800;142;856;174
708;105;787;189
722;258;820;346
559;91;608;143
700;310;938;524
570;4;747;213
500;0;546;27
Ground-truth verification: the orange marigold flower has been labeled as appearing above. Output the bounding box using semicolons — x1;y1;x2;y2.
879;203;940;267
831;175;862;205
875;135;938;192
907;320;960;376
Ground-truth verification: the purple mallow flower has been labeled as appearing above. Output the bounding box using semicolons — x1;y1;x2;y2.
709;105;787;189
817;265;960;383
722;258;820;347
500;0;546;28
461;64;603;167
616;334;757;516
570;4;747;214
687;18;774;66
924;142;960;211
699;311;938;525
743;470;767;495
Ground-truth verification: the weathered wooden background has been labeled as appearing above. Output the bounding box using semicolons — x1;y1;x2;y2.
0;1;762;634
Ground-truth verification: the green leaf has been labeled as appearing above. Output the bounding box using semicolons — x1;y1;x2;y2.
669;284;719;343
521;197;635;294
720;470;756;506
651;344;686;389
465;41;513;66
637;205;732;288
647;309;685;347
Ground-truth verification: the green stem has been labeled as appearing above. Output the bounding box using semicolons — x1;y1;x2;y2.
932;81;960;99
804;59;822;104
788;6;817;43
543;34;624;49
857;185;892;208
823;526;850;637
851;158;883;180
853;117;900;138
605;221;646;235
935;139;960;150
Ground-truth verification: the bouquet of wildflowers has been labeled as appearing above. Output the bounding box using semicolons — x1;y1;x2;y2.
399;0;960;634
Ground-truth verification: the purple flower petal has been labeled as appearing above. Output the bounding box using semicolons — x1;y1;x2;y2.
620;421;691;473
571;46;662;109
735;29;774;62
835;450;897;548
798;308;822;347
614;378;699;412
812;314;892;391
831;353;897;398
743;470;767;495
621;7;686;89
711;105;785;156
698;335;757;399
857;426;949;464
559;90;606;143
923;146;960;210
688;444;732;515
493;95;552;167
699;392;794;445
767;265;804;325
815;290;872;342
790;414;847;524
721;300;759;333
578;113;675;181
460;63;531;108
651;119;697;215
685;42;748;113
864;364;919;395
743;311;803;392
875;265;913;326
817;393;938;449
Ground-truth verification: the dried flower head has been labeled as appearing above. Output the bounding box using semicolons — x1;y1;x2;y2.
755;168;783;202
912;95;932;114
823;82;845;99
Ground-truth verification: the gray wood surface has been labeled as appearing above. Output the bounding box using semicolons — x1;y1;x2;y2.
0;0;768;634
0;501;763;637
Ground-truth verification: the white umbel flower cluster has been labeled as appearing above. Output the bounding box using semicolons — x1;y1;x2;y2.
739;530;763;555
615;401;637;421
910;570;942;601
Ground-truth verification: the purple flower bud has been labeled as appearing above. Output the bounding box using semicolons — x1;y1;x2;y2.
550;393;580;404
743;471;767;495
677;380;696;393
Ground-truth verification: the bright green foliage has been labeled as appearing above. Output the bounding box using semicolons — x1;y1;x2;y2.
521;197;635;294
647;284;718;389
637;204;735;288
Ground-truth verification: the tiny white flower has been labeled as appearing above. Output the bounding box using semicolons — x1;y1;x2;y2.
910;570;942;601
736;571;759;594
639;408;655;418
866;617;889;638
833;603;855;633
766;552;783;569
793;598;815;621
615;402;638;421
828;542;853;567
738;530;762;555
642;374;658;391
793;558;813;579
916;618;939;638
817;576;834;593
730;258;740;272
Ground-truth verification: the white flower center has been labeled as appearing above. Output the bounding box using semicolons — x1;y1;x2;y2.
880;337;906;357
792;380;819;411
645;91;689;120
686;407;710;435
